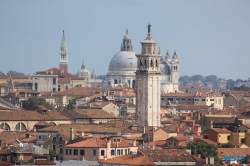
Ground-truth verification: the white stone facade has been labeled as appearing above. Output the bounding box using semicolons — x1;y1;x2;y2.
136;25;161;127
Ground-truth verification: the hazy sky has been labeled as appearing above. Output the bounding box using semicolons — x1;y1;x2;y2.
0;0;250;80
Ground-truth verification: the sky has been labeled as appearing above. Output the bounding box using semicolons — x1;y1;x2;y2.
0;0;250;80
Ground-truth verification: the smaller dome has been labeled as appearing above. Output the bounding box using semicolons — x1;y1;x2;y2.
123;34;131;40
165;52;170;62
76;61;91;79
172;51;178;61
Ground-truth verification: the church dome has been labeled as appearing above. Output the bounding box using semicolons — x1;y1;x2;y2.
109;51;137;71
76;62;90;79
160;61;171;75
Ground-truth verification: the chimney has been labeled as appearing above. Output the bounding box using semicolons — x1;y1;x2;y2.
70;128;74;142
143;126;146;134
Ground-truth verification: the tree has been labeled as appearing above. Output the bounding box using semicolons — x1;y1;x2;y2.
0;71;6;76
8;70;26;76
179;75;190;85
186;142;222;165
22;97;53;110
221;142;233;148
205;75;218;83
190;75;205;82
226;79;235;89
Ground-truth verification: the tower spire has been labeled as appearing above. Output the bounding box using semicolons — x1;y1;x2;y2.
59;30;68;73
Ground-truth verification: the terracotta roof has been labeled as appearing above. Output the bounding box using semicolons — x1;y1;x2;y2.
34;160;56;165
161;92;195;97
0;110;73;121
61;86;102;96
173;105;209;110
0;131;37;146
218;148;250;158
65;136;134;148
66;109;119;119
194;138;218;145
99;153;155;165
205;128;231;134
243;124;250;129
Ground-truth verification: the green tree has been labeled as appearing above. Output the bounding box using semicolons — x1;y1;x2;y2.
220;142;233;148
8;70;26;76
190;75;205;82
22;97;54;110
179;75;191;85
186;142;222;164
227;79;235;89
0;71;6;76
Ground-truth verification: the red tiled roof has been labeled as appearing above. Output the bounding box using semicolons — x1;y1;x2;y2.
218;148;250;158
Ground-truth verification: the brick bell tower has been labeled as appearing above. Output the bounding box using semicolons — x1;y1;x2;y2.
135;24;161;127
59;30;68;73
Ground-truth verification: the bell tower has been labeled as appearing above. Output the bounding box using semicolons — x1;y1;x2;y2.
59;30;68;73
135;24;161;127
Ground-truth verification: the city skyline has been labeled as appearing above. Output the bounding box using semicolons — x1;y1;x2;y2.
0;0;250;80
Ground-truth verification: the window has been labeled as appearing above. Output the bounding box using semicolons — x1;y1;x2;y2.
219;135;221;137
53;137;56;141
117;139;120;142
173;142;177;147
161;98;164;100
53;144;56;150
204;135;208;139
150;60;153;67
128;148;130;154
65;149;68;155
58;85;60;92
117;150;120;156
114;79;118;84
195;99;199;101
210;99;214;101
227;136;230;141
176;98;180;100
202;99;205;101
238;130;241;133
35;83;38;91
93;149;96;156
60;148;63;154
167;98;173;101
101;150;105;156
65;85;68;89
80;149;85;155
144;59;147;67
38;135;41;140
53;78;56;84
111;150;115;156
168;141;171;146
125;149;127;154
53;88;56;92
121;149;123;155
74;149;78;155
244;130;247;133
69;149;72;155
155;60;158;67
60;137;63;141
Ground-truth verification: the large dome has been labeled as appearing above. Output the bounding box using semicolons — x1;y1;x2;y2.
109;51;137;71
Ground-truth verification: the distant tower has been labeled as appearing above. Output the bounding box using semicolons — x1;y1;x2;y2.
171;51;179;92
136;24;161;127
59;30;68;73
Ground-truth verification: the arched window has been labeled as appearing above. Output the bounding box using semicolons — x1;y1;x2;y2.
150;60;153;67
144;59;147;67
65;85;68;90
155;60;158;67
0;123;10;131
176;66;178;70
114;79;118;84
15;122;26;131
140;59;143;67
58;85;60;92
